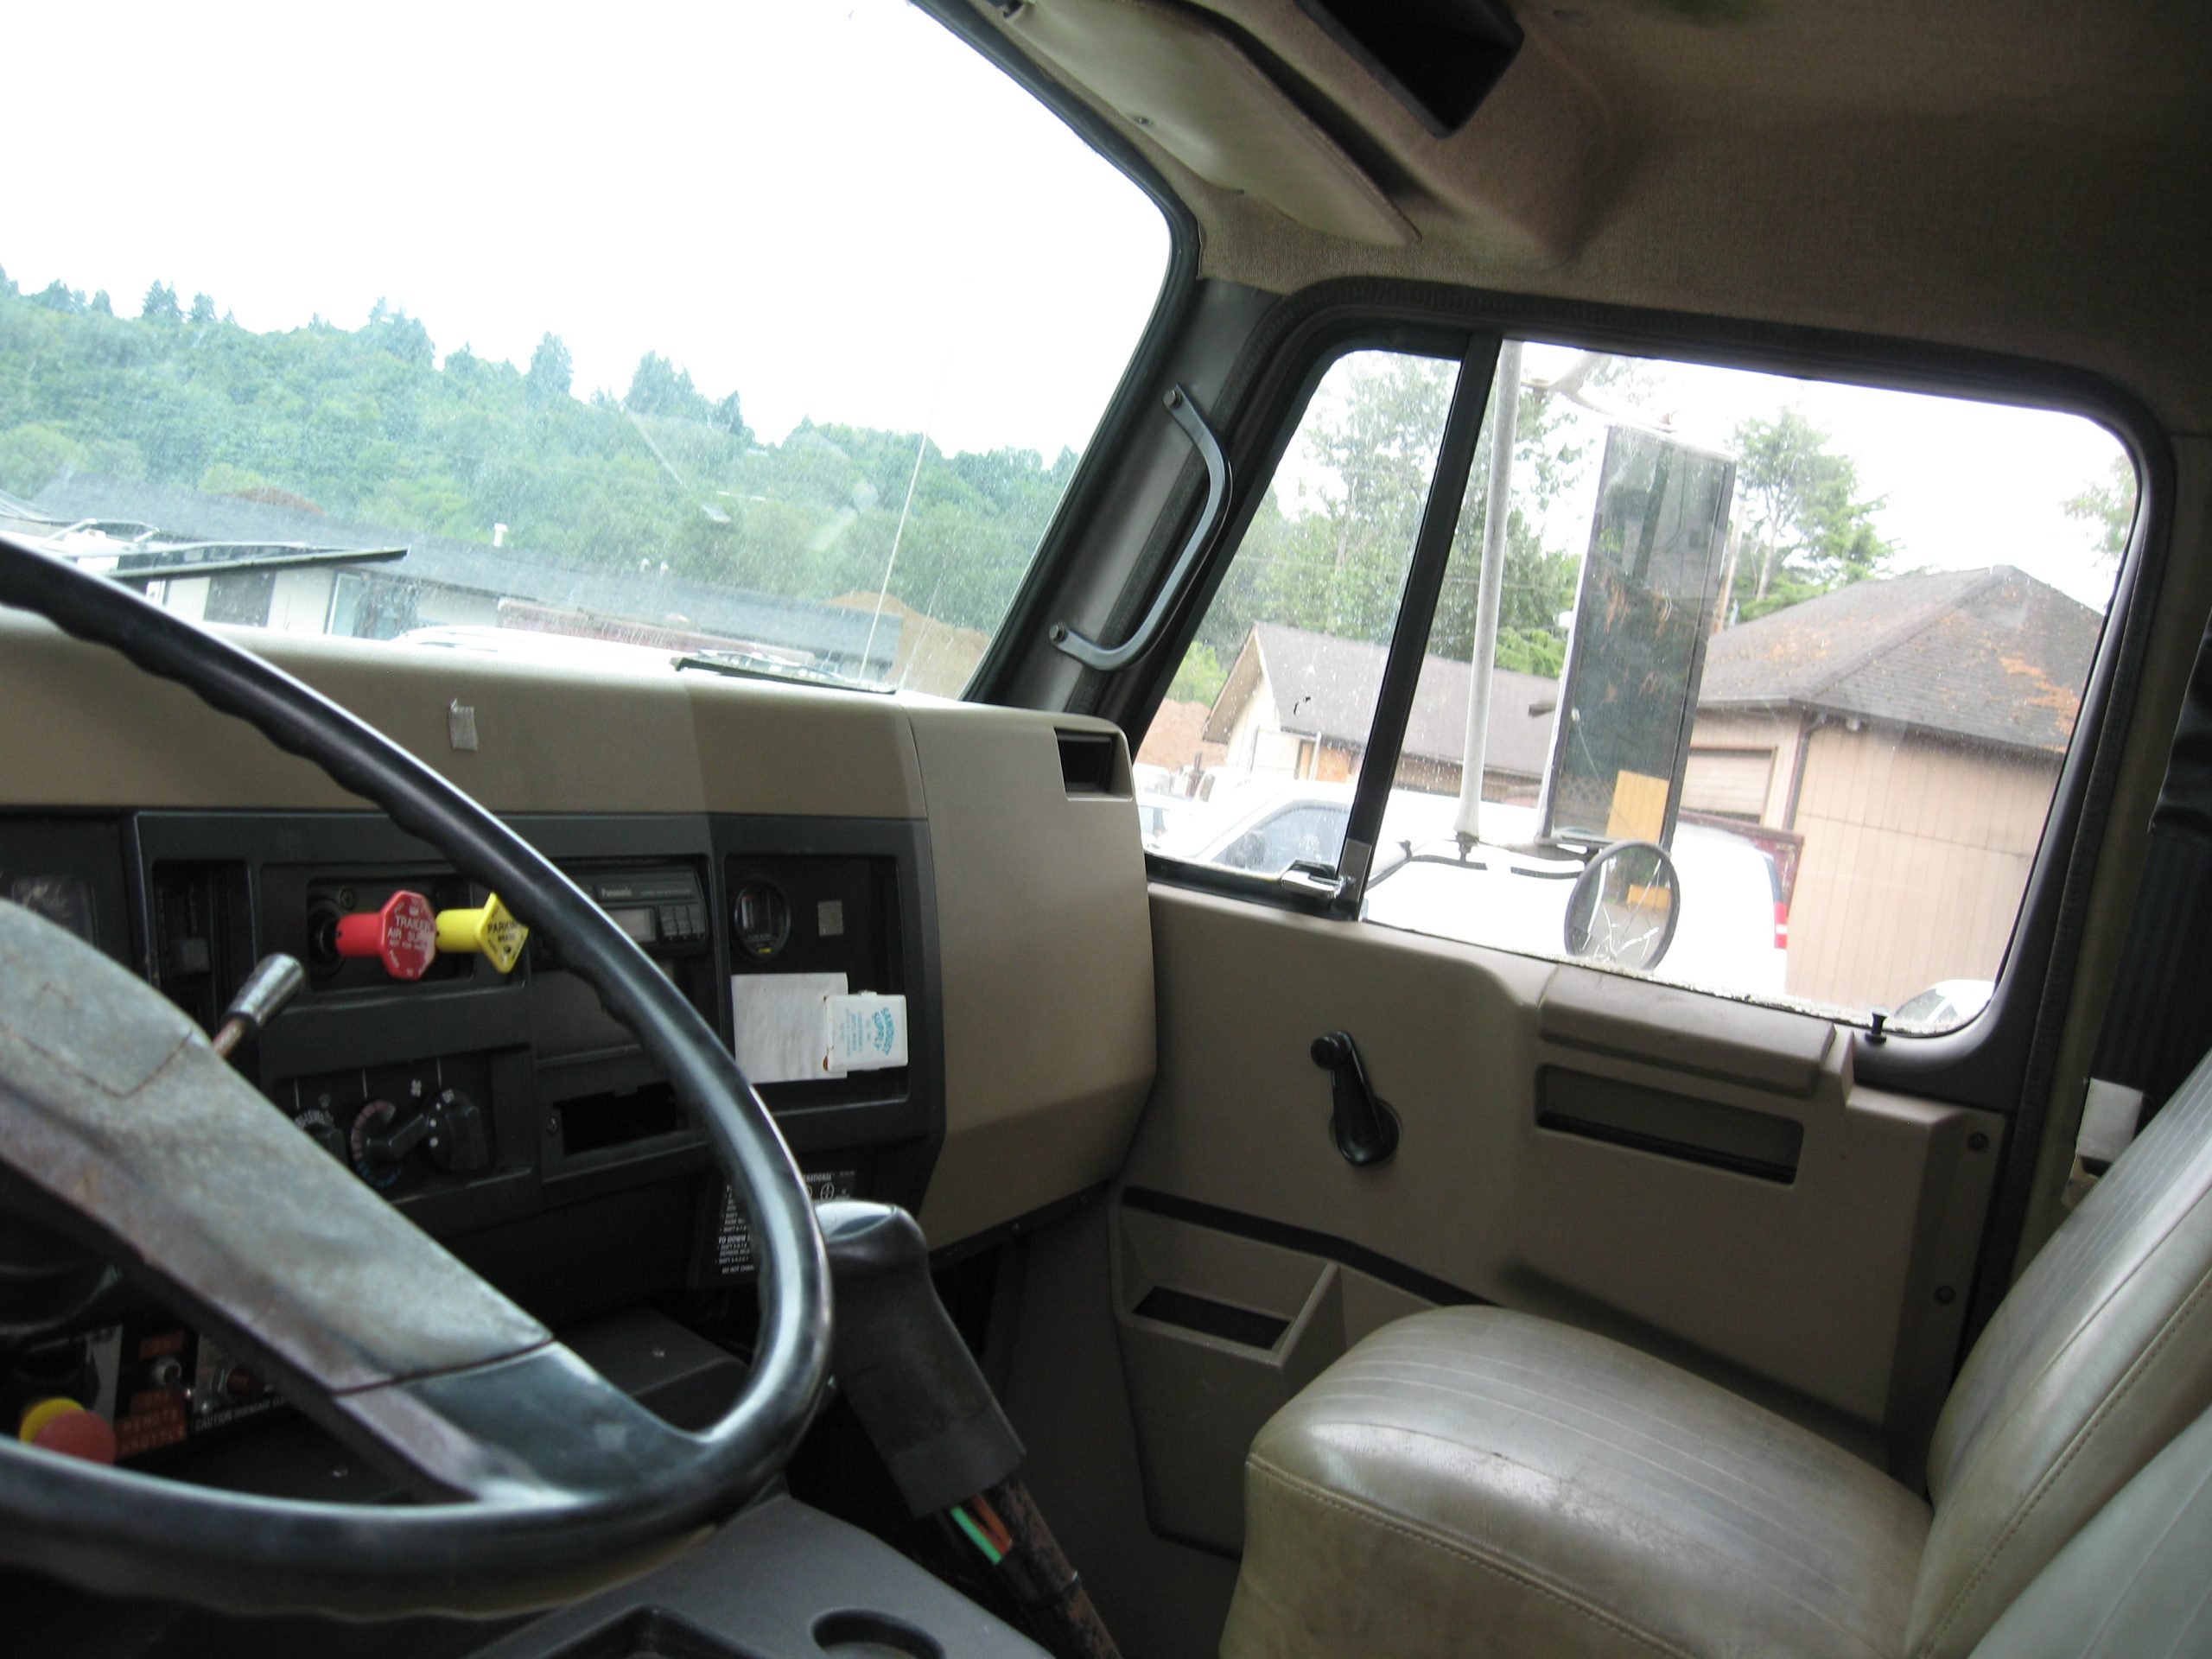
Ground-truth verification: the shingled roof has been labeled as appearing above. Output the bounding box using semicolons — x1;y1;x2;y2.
1700;566;2100;753
1204;622;1560;779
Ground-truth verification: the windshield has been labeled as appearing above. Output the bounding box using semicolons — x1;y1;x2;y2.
0;2;1169;693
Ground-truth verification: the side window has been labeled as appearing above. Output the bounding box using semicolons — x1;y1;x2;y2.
1146;336;2136;1032
1141;348;1460;872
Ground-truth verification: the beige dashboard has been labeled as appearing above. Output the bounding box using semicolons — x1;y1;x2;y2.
0;609;1157;1248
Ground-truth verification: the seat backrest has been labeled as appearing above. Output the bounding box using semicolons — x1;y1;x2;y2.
1966;1396;2212;1659
1909;1054;2212;1657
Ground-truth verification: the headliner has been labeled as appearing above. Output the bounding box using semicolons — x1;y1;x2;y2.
974;0;2212;429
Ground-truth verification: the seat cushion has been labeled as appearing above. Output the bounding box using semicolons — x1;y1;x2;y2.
1224;1307;1930;1659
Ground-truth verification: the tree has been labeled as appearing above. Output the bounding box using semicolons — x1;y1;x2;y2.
141;280;181;322
1239;353;1457;646
1185;353;1593;675
1730;408;1891;621
361;298;434;365
711;389;750;442
0;267;1084;639
2064;454;2135;565
526;332;573;403
89;290;113;316
188;292;218;325
1167;640;1227;706
33;281;84;312
1427;379;1590;668
625;352;711;422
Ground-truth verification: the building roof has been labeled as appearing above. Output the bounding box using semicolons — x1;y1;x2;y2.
28;475;898;673
1700;565;2100;753
1205;622;1560;779
1136;697;1217;772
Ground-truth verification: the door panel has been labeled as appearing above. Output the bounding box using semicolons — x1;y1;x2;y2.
1116;884;2000;1532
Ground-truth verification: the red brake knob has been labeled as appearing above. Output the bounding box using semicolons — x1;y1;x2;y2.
29;1407;118;1465
333;890;439;981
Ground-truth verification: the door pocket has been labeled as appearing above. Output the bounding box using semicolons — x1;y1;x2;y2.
1537;1065;1804;1183
1109;1200;1430;1553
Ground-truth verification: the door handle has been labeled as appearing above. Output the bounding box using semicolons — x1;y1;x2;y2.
1310;1031;1400;1167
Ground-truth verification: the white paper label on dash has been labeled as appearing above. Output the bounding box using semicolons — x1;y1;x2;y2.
823;993;908;1076
731;971;847;1084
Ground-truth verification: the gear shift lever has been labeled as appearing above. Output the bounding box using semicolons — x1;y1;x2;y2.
818;1201;1121;1659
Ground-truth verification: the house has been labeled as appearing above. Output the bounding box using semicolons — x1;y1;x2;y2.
1198;568;2100;1014
1686;564;2101;1012
1199;621;1559;801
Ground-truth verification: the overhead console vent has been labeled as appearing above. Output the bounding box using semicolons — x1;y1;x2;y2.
1057;728;1128;797
1294;0;1522;137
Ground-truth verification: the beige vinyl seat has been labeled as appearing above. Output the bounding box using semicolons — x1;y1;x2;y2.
1223;1053;2212;1659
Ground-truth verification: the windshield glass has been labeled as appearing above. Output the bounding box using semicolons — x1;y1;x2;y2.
0;2;1169;693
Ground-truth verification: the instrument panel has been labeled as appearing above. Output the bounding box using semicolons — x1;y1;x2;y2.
0;806;943;1468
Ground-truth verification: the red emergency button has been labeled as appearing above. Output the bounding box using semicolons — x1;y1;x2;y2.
19;1397;118;1465
334;890;439;981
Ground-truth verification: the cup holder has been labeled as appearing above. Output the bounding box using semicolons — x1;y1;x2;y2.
811;1610;945;1659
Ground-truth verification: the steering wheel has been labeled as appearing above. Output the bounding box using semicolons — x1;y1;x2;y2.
0;535;832;1617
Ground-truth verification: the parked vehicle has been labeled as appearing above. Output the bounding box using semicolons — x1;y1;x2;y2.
1167;784;1788;995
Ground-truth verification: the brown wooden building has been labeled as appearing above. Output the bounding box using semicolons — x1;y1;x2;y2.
1686;566;2101;1012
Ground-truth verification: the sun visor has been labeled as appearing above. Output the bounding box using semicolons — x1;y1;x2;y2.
1007;0;1416;247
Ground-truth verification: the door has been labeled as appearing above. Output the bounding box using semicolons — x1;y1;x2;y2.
1055;320;2138;1570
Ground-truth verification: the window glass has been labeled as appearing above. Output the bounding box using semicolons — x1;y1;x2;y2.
1215;804;1349;875
1141;349;1459;872
1153;335;2135;1031
0;1;1168;695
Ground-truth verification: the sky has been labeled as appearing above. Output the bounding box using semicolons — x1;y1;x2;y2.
1517;344;2130;611
3;0;1170;458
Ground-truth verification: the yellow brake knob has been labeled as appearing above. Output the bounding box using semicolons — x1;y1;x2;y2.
435;893;528;974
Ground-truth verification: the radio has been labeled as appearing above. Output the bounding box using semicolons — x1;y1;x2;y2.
539;866;711;964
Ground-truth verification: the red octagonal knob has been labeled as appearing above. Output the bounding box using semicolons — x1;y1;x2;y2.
20;1398;118;1465
334;890;439;981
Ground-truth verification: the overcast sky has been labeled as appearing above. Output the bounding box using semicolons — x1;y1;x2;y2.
4;0;1169;458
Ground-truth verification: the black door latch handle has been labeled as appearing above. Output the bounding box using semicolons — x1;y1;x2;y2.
1310;1031;1400;1166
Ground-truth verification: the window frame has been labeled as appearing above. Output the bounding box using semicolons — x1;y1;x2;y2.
1113;278;2173;1125
1127;321;1498;916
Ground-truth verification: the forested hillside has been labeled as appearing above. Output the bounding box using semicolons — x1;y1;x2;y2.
0;270;1075;635
0;270;1897;692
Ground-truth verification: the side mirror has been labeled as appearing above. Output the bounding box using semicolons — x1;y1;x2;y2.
1564;839;1680;971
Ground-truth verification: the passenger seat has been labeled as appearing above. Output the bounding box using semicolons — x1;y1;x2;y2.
1223;1049;2212;1659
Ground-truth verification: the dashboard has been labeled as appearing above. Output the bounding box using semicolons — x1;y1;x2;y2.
0;609;1157;1478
